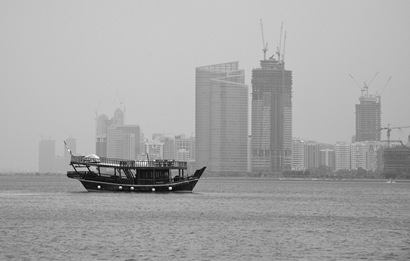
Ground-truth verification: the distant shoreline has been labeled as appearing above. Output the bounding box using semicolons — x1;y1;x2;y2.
1;172;409;183
0;172;67;176
202;177;410;183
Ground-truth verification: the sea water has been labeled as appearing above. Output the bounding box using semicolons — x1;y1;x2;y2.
0;175;409;260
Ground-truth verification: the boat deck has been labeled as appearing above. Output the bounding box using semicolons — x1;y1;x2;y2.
70;155;187;170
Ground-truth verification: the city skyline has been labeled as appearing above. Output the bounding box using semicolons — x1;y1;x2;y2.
1;1;410;171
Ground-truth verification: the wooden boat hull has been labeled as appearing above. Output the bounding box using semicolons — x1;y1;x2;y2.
77;178;200;192
67;166;205;193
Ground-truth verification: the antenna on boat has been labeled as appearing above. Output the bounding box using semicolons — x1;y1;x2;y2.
64;141;73;156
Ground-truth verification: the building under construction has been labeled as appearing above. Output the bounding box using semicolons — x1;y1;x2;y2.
355;87;381;142
251;22;292;173
382;136;410;178
251;58;292;173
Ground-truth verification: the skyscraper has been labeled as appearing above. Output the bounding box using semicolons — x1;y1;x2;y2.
96;114;110;157
39;139;55;173
96;108;140;159
145;140;163;160
291;138;320;171
350;142;367;170
106;125;140;160
351;141;381;171
161;136;176;160
319;149;335;171
195;62;248;173
291;138;304;171
251;57;292;173
304;141;319;170
335;142;351;171
175;135;195;161
355;86;381;142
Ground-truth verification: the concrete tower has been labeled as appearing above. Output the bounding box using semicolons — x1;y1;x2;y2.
251;58;292;174
356;85;381;142
195;62;248;174
39;139;55;173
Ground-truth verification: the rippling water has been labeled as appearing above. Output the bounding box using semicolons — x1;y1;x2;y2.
1;175;409;260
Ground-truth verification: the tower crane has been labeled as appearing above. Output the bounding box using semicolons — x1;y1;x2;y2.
277;22;283;62
349;72;379;97
376;76;392;97
380;124;410;147
282;31;287;63
349;74;362;94
260;19;268;60
367;71;379;89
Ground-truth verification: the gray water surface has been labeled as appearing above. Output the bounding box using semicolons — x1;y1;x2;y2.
1;176;409;260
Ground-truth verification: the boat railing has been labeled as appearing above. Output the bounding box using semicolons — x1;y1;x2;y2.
71;155;187;169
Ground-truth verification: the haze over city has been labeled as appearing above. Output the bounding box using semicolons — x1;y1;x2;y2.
1;0;409;172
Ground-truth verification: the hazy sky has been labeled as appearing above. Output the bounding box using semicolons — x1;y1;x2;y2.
1;0;409;171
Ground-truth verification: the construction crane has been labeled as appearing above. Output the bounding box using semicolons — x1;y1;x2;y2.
276;22;283;62
349;72;379;97
380;124;410;147
376;76;392;97
349;74;362;92
260;19;268;60
281;31;287;63
367;71;379;88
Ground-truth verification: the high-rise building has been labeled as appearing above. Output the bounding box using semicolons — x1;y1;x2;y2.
113;108;124;126
96;114;111;157
195;62;248;173
251;57;292;173
162;137;176;160
39;139;55;173
383;136;410;176
175;135;195;161
291;138;320;171
291;138;304;171
335;142;351;171
351;141;381;171
177;149;190;162
319;149;335;171
96;108;140;159
355;86;381;142
145;140;163;160
350;142;367;170
106;125;140;160
365;141;381;171
304;141;319;170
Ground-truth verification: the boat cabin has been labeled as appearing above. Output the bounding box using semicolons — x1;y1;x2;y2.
69;155;188;185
